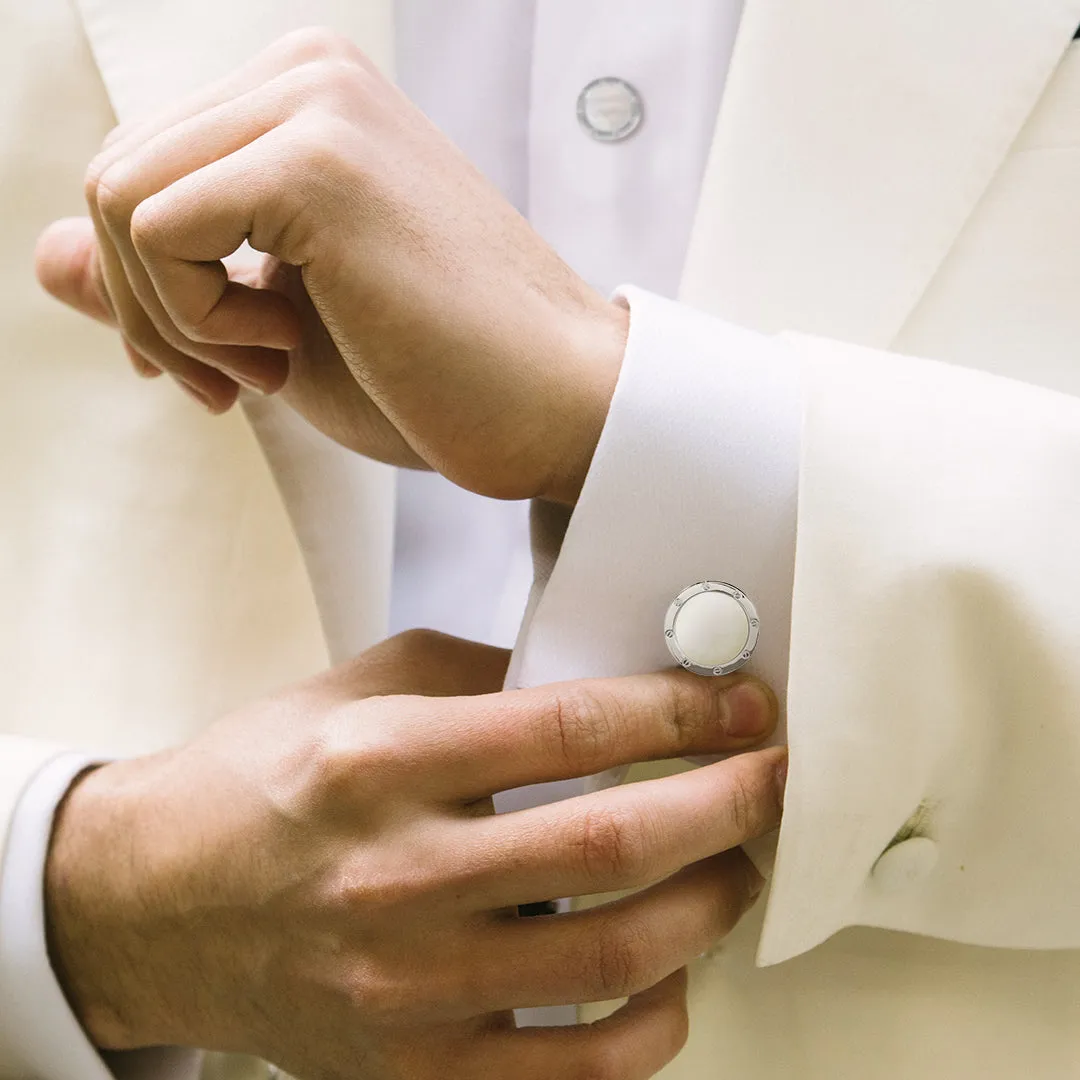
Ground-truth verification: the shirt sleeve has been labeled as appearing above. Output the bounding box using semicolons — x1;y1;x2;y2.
0;754;200;1080
505;284;801;881
508;282;801;758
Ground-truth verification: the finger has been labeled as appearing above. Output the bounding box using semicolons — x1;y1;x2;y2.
87;100;298;408
457;746;786;907
476;968;689;1080
85;167;242;410
34;218;163;379
466;850;758;1012
97;75;313;351
121;119;321;358
406;668;777;800
81;29;377;408
93;27;375;174
92;151;294;401
122;340;162;379
84;35;377;399
35;218;114;325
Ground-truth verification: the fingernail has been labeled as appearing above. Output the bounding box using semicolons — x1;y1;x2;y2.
719;681;773;739
232;370;277;395
746;865;767;902
122;341;159;378
775;753;789;806
177;379;214;411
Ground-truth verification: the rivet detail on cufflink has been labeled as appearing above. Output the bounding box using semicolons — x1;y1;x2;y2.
663;581;759;677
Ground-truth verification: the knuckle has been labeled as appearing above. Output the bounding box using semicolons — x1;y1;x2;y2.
575;804;650;884
592;915;657;999
84;151;122;207
300;702;403;804
128;198;165;252
324;865;400;918
321;862;453;945
383;628;452;663
277;25;364;67
335;950;471;1028
315;56;374;105
93;164;139;226
548;685;617;772
286;112;360;181
726;770;754;837
337;962;415;1026
724;764;773;840
83;158;106;205
100;121;131;153
661;675;714;750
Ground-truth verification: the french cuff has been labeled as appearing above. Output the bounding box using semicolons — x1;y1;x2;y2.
506;285;802;945
0;752;200;1080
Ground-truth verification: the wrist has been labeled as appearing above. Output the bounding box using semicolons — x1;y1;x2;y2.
44;759;176;1050
542;297;627;506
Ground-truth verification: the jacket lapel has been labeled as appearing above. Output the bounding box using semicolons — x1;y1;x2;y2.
681;0;1080;347
73;0;394;119
70;0;399;665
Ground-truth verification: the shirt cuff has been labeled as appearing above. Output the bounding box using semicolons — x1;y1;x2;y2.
507;284;801;845
0;755;200;1080
512;284;800;691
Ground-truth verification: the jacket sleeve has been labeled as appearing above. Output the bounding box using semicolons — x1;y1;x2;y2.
509;285;1080;965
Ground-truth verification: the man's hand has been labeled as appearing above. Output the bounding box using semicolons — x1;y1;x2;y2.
46;630;784;1080
35;28;628;504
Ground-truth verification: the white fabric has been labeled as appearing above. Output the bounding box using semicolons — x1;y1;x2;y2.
0;755;181;1080
511;285;798;731
0;1;756;1076
11;1;1080;1079
0;1;396;1077
389;0;741;649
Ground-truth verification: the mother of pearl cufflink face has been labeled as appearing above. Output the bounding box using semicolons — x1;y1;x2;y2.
664;582;759;677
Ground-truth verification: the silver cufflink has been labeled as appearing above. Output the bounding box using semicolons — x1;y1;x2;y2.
664;581;759;677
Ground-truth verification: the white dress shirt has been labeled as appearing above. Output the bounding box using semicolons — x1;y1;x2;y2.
388;0;743;650
0;2;798;1076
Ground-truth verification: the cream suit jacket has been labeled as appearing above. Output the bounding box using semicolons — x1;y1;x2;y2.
5;1;1080;1078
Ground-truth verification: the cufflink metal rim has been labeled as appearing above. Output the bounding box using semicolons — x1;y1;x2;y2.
663;581;760;677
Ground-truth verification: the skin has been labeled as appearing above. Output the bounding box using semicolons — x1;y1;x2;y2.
35;27;632;504
33;29;791;1079
47;631;785;1080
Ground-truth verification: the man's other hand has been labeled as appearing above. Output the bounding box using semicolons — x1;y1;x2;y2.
46;630;784;1080
35;28;629;505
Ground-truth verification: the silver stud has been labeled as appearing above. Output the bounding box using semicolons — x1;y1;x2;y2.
576;77;644;142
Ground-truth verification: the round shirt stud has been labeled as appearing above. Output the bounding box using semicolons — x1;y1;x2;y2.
870;836;939;892
577;77;644;142
664;582;759;677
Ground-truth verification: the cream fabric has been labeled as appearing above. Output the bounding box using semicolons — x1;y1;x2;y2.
0;1;393;1077
6;1;1080;1079
520;2;1080;1077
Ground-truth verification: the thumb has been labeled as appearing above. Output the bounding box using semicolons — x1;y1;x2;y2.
35;217;115;325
